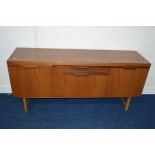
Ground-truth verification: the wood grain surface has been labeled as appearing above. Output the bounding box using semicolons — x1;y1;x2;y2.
7;48;150;67
7;48;151;98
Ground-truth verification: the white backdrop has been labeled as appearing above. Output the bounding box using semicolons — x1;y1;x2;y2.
0;26;154;93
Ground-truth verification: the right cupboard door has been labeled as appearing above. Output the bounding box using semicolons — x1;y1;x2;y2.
106;67;149;97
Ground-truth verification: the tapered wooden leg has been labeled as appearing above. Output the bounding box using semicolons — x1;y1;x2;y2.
125;97;132;111
121;97;132;111
23;98;28;112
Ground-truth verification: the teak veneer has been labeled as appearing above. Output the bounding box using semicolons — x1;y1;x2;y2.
7;48;151;112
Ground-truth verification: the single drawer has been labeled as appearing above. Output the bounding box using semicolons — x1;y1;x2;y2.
53;65;110;75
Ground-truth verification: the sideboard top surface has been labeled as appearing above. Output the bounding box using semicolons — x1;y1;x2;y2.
7;48;151;67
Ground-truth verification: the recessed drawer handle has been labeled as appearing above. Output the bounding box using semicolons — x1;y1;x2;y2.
73;66;89;69
19;65;38;68
124;67;137;69
72;72;109;76
73;73;89;76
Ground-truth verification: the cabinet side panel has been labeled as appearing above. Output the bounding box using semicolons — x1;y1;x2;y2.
8;65;21;96
133;68;150;96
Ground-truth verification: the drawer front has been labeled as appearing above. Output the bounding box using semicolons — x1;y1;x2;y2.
53;66;110;97
53;65;110;75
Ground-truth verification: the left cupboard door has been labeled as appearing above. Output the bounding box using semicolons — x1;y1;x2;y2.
8;64;53;98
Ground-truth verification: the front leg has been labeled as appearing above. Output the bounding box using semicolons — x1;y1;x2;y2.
23;98;28;112
121;97;132;111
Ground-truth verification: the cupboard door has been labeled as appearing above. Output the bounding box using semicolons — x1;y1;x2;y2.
53;66;110;97
106;67;149;97
106;68;137;97
8;65;53;97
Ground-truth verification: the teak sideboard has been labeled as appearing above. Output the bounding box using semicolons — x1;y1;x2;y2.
7;48;151;112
